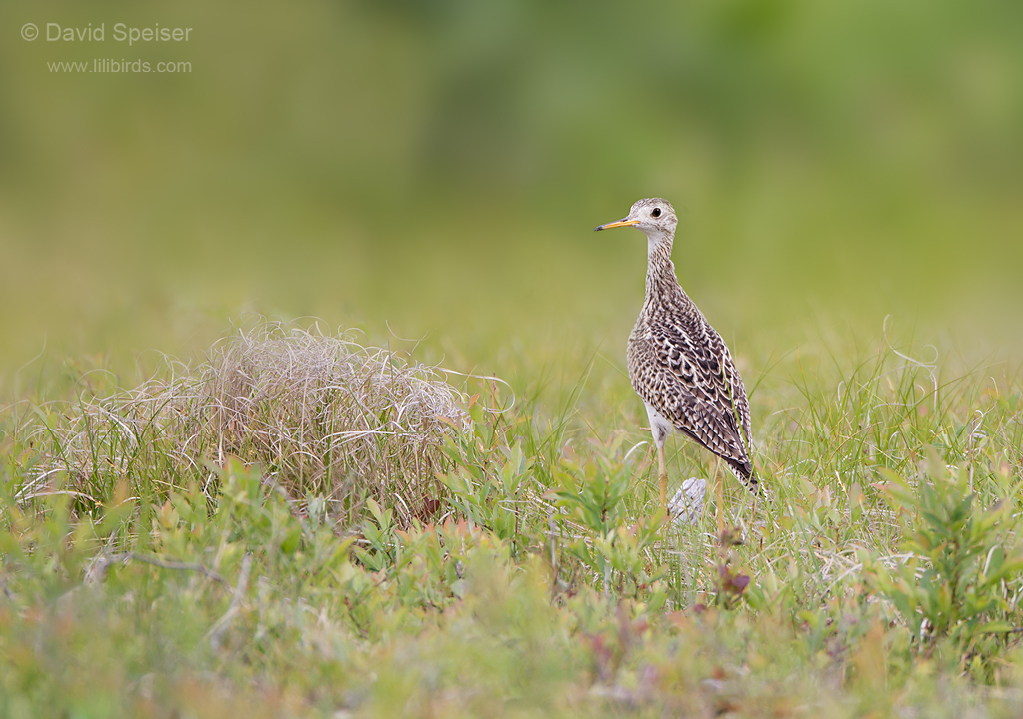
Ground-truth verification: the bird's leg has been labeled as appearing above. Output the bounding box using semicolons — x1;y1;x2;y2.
746;485;759;543
752;486;759;522
715;456;725;534
657;443;668;513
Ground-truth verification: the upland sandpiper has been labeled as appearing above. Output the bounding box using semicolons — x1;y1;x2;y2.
595;198;759;518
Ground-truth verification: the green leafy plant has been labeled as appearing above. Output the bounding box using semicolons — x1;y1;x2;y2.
438;441;533;545
546;434;667;602
862;452;1023;655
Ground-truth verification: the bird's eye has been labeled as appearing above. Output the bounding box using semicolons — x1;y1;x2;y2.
651;207;662;218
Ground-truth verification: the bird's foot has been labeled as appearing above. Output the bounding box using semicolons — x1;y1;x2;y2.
668;478;707;526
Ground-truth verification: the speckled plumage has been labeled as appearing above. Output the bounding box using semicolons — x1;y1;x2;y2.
596;198;758;494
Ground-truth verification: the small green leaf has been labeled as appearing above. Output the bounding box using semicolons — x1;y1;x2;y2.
977;621;1015;634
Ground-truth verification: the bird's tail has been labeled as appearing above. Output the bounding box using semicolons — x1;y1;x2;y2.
726;457;760;496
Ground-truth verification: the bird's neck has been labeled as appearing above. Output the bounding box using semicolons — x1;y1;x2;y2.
644;235;679;302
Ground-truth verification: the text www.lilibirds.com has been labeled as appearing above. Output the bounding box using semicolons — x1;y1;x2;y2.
47;59;191;73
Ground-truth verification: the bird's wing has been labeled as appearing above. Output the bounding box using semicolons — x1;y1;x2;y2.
633;304;756;488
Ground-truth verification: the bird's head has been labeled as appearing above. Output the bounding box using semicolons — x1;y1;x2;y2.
594;198;677;246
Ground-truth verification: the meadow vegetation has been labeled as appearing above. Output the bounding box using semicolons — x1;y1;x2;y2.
3;0;1023;715
2;315;1022;718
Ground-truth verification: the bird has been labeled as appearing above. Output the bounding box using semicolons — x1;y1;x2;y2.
594;198;758;517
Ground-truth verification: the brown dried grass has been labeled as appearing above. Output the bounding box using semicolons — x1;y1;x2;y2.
28;321;469;525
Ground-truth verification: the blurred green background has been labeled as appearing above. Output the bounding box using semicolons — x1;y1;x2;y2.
1;0;1022;386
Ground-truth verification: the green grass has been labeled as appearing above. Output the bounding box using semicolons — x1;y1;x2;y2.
1;315;1023;718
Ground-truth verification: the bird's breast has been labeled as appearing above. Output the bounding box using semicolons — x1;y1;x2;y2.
626;320;652;392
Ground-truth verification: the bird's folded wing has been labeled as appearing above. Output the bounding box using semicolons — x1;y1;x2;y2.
637;309;754;481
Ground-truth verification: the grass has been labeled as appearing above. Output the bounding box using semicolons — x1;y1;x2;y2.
1;314;1023;718
10;319;468;530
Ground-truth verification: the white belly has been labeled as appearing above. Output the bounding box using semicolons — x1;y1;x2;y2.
644;401;673;448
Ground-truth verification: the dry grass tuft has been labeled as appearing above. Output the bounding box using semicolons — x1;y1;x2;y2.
30;321;469;525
